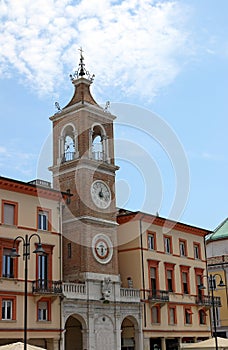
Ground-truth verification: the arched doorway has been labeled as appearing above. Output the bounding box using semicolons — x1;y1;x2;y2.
65;315;84;350
121;316;137;350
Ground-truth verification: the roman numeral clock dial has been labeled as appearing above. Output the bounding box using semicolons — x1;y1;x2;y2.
91;180;111;209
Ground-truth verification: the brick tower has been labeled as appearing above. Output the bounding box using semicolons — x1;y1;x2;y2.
50;49;119;278
49;50;142;350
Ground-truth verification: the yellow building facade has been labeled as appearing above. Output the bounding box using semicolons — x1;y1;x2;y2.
0;177;65;349
117;210;213;350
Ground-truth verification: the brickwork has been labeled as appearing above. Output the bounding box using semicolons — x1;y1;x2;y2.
50;83;119;279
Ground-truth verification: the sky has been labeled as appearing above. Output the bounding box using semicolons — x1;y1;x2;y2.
0;0;227;231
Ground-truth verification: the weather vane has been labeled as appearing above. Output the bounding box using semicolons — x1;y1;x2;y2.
69;47;95;82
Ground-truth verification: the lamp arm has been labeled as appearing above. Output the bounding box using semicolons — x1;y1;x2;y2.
13;235;25;247
28;233;42;245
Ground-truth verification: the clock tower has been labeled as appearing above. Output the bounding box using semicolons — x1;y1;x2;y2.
50;50;119;278
49;51;142;350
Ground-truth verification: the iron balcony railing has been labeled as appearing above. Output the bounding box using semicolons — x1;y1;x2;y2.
32;279;62;295
92;151;106;161
62;151;75;163
196;294;221;307
148;289;169;303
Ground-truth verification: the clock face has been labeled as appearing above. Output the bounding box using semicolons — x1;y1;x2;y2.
95;240;109;259
91;181;111;209
92;234;113;264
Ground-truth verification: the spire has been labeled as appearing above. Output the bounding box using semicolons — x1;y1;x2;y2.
64;48;98;108
78;47;86;77
69;47;95;82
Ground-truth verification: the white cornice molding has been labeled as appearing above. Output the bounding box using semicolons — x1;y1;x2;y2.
63;215;118;227
50;103;116;122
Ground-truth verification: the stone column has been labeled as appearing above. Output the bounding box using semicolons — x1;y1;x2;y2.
161;337;166;350
144;337;150;350
87;306;95;350
113;305;121;350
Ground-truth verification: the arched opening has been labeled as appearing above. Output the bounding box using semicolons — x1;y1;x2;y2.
65;315;83;350
92;135;103;160
91;124;107;161
121;317;136;350
60;124;78;163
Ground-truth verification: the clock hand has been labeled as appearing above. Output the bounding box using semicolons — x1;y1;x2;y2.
99;189;104;198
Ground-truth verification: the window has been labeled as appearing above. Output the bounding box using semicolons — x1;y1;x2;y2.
2;201;18;225
184;308;193;324
67;243;72;258
150;267;157;295
38;300;50;321
151;306;160;324
169;307;177;325
0;297;16;320
199;309;207;325
165;263;175;292
180;266;190;294
182;272;189;294
2;300;12;320
194;243;201;259
38;208;51;231
148;232;156;250
167;270;173;292
179;240;187;257
148;260;159;297
195;268;204;299
36;245;53;285
38;255;48;281
164;236;172;254
38;210;48;230
2;248;14;278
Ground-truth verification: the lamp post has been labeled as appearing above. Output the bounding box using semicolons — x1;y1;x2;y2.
199;274;226;350
10;234;45;350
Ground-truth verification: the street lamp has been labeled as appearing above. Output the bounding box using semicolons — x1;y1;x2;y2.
10;234;46;350
199;274;226;350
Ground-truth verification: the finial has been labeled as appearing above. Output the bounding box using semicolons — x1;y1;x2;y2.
78;47;85;77
69;48;95;82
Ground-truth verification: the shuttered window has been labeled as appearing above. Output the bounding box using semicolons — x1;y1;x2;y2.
3;204;15;225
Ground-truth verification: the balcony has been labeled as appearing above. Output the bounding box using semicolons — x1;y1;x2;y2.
196;295;221;307
63;282;87;300
92;151;106;161
62;151;75;163
32;280;62;295
148;289;169;305
120;288;140;303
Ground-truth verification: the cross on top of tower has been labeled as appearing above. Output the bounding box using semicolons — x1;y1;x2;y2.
70;48;95;82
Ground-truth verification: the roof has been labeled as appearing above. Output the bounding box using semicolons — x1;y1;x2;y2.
63;51;99;109
117;209;211;236
206;217;228;242
0;175;70;201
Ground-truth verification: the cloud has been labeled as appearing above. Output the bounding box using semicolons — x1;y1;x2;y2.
0;143;36;178
0;146;8;154
0;0;192;99
188;150;226;162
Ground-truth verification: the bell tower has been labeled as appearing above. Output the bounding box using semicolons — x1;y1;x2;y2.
49;50;142;350
50;50;119;280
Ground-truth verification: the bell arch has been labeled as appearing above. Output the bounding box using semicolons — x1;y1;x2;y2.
90;123;110;163
59;123;79;163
